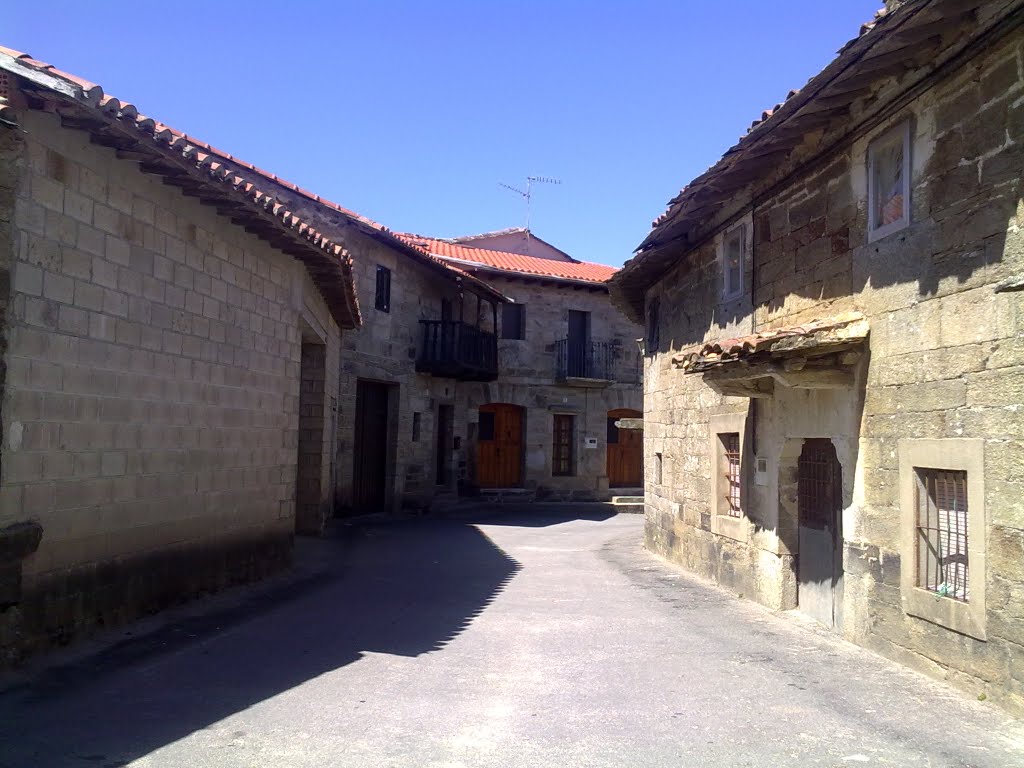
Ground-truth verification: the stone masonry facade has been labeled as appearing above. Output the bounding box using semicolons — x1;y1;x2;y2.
461;273;643;499
634;17;1024;712
0;110;343;661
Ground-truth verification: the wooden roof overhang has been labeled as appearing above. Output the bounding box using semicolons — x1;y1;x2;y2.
671;314;869;399
609;0;1024;324
0;52;361;330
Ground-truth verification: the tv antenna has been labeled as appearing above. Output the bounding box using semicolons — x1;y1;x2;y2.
499;175;561;233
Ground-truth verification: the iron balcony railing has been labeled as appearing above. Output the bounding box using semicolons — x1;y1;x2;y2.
417;320;498;381
555;339;613;380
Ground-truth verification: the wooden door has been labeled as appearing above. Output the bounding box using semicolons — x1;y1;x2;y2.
476;404;523;488
607;409;643;487
352;380;390;511
797;439;843;628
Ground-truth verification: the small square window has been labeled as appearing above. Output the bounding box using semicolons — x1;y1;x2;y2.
646;297;660;353
721;226;745;300
553;415;575;476
375;265;391;312
501;304;525;340
868;121;911;241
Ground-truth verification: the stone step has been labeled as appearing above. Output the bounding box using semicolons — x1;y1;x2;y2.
611;496;644;504
611;496;645;514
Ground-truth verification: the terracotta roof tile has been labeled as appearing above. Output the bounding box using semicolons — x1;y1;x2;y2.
399;234;618;284
672;313;869;373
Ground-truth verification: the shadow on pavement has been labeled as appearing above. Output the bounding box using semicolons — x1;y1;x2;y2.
0;518;521;768
462;502;618;528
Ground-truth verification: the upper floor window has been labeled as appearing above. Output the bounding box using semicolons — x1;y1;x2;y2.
646;297;660;354
501;304;525;340
375;265;391;312
867;121;911;242
721;225;745;301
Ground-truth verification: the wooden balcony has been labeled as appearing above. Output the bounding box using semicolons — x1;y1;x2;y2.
417;320;498;382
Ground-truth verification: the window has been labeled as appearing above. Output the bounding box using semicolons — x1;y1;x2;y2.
552;415;575;476
721;225;745;300
412;412;421;442
720;433;742;518
709;412;746;539
501;304;525;340
654;452;663;485
478;411;495;441
898;438;985;640
646;297;660;353
607;418;619;445
915;469;969;602
374;265;391;312
867;121;911;241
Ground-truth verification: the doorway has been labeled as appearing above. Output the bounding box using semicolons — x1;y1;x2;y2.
353;380;391;511
796;438;843;628
476;403;524;488
435;404;454;487
567;310;591;377
296;339;326;533
607;408;643;488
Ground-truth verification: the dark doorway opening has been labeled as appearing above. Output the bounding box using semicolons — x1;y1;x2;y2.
436;404;454;487
353;380;391;511
566;310;591;377
796;438;843;628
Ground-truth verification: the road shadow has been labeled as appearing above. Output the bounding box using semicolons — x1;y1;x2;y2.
0;518;520;768
459;502;619;528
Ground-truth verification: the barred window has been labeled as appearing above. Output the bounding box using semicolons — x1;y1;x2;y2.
915;468;969;602
720;432;741;517
553;415;575;477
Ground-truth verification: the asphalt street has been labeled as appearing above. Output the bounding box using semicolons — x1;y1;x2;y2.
1;506;1022;767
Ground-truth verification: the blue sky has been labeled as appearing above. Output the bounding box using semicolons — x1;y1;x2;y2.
8;1;880;266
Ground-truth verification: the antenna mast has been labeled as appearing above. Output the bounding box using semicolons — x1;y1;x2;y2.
499;175;561;233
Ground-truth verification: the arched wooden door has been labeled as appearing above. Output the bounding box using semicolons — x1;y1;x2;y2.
476;404;524;488
607;408;643;488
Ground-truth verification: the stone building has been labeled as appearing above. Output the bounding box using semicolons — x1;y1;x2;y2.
406;230;644;500
0;49;359;660
608;0;1024;712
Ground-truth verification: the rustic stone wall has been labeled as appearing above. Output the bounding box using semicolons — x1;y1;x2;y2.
0;110;342;661
644;29;1024;711
461;274;643;498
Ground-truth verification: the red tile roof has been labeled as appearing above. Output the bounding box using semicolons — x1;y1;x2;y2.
398;234;618;285
0;46;508;309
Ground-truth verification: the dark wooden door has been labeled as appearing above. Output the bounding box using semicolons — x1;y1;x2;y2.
435;404;454;486
476;404;523;488
567;310;590;377
797;438;843;628
607;409;643;487
353;380;390;511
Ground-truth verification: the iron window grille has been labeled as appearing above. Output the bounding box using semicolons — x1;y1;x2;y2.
720;432;741;517
552;415;575;477
915;468;969;602
375;265;391;312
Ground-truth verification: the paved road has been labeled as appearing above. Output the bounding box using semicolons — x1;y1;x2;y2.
1;506;1022;767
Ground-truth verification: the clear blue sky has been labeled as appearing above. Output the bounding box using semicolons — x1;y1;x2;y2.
9;1;880;267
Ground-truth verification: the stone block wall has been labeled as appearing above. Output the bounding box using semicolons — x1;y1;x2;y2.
643;28;1024;711
0;110;341;661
